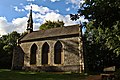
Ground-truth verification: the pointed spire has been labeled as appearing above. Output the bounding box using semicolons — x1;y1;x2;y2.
27;6;33;33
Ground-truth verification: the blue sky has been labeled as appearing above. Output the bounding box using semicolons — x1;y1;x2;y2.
0;0;87;35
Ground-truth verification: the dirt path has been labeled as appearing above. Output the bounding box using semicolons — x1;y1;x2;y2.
86;75;102;80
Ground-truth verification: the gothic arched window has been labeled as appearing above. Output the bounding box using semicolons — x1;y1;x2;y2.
30;43;37;65
54;41;62;64
42;42;49;65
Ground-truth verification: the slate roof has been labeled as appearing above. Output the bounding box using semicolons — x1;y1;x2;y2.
19;24;80;42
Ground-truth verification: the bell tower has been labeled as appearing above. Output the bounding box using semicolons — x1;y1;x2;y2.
27;6;33;33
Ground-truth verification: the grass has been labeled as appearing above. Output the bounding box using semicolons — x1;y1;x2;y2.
0;69;87;80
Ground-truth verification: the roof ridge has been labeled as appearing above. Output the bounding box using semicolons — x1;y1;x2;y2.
33;24;80;32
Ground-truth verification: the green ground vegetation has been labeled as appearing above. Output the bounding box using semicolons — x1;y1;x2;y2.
0;69;87;80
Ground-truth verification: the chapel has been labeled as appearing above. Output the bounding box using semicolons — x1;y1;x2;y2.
12;7;84;73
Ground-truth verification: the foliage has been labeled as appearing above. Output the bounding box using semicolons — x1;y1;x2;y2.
80;0;120;28
84;24;117;72
115;68;120;80
70;0;120;72
80;0;120;55
83;0;120;72
0;31;20;68
39;20;64;30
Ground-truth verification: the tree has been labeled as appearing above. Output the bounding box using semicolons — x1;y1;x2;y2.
81;0;120;72
0;31;20;68
39;20;64;30
70;0;120;72
84;22;117;72
80;0;120;55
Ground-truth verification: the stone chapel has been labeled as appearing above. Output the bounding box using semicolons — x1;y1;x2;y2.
12;7;84;73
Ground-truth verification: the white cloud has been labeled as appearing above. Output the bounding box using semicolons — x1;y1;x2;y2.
66;0;85;9
33;23;40;31
23;4;78;26
66;7;70;11
79;16;88;23
50;0;60;2
0;16;29;35
80;0;85;4
66;0;80;5
55;9;59;13
0;16;40;36
26;0;35;2
43;12;63;22
20;3;24;6
24;4;53;14
12;17;28;33
0;17;15;35
23;4;77;26
14;6;25;12
42;12;78;26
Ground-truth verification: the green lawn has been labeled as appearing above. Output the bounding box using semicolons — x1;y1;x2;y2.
0;69;87;80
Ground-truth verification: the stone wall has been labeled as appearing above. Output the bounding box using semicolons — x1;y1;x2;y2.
13;35;84;72
12;45;24;70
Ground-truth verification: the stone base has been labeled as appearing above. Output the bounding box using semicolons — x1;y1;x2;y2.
22;65;81;73
11;66;23;70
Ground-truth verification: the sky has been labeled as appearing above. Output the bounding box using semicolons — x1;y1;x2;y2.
0;0;87;35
